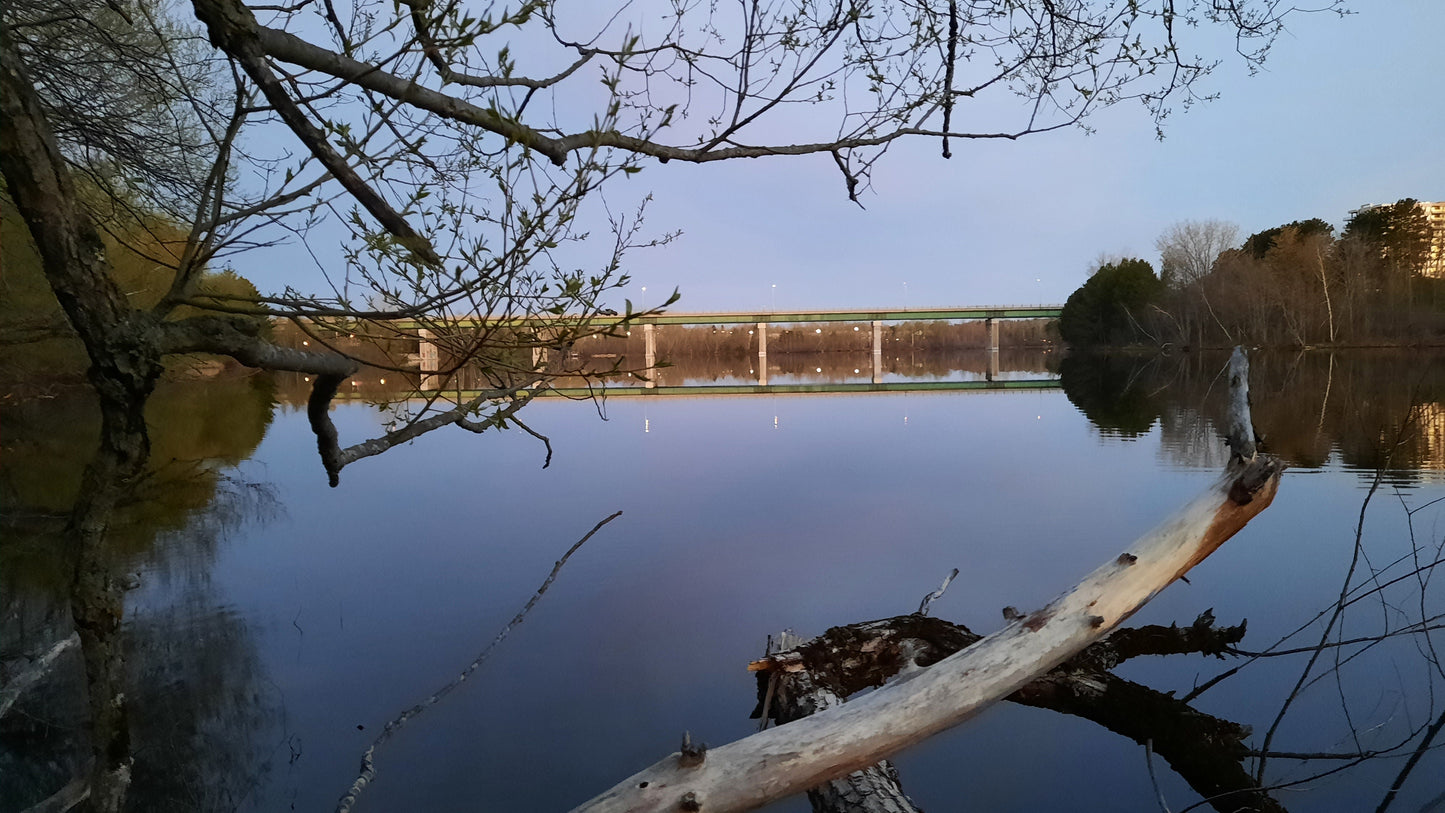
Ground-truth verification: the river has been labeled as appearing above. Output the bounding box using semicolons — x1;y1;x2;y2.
5;350;1445;811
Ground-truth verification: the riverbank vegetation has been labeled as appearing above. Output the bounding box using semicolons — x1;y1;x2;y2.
0;199;267;390
1060;199;1445;348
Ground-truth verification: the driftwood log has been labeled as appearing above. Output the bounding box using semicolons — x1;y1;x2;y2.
574;349;1282;813
753;612;1281;813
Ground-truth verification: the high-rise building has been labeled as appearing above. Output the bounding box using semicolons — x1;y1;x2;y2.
1423;200;1445;278
1347;199;1445;278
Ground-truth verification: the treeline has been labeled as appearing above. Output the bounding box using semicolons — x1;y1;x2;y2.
1060;199;1445;348
1;187;267;386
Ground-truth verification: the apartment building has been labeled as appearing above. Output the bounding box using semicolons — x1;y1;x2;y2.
1424;200;1445;278
1347;199;1445;277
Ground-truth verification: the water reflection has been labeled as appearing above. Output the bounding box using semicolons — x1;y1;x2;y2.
267;347;1060;404
14;351;1445;811
1062;350;1445;481
0;376;280;811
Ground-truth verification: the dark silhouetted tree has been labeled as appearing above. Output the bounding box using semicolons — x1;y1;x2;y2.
1060;258;1165;346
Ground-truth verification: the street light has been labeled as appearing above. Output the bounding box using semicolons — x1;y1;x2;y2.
641;286;647;310
771;283;777;312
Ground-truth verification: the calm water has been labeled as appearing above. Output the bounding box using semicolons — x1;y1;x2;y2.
7;350;1445;811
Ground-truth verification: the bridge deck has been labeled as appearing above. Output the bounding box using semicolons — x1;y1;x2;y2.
395;305;1062;329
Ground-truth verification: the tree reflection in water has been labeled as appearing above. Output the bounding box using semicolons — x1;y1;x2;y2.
1063;350;1445;479
0;376;282;811
1059;350;1445;811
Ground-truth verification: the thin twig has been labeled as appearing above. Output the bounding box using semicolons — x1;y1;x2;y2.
757;673;779;732
1145;739;1173;813
916;568;959;616
334;510;623;813
1375;705;1445;813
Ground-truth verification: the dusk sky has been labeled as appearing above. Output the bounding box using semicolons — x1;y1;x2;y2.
236;1;1445;314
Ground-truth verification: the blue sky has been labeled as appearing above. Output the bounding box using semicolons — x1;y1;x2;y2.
236;2;1445;313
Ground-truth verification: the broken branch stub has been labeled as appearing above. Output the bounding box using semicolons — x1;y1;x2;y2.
573;350;1282;813
1224;346;1256;462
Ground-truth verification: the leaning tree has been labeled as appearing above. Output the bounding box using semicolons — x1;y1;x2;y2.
0;0;1341;809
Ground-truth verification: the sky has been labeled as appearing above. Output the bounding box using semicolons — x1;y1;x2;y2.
236;1;1445;314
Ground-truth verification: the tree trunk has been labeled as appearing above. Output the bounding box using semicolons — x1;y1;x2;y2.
67;376;158;813
2;24;169;811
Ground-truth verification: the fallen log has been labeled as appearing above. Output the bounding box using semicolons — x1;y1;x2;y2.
754;612;1279;813
574;348;1282;813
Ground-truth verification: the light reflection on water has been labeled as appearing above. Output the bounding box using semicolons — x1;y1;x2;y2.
8;351;1445;811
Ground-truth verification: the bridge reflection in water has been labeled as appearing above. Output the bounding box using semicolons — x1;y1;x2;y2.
276;347;1060;407
402;307;1062;390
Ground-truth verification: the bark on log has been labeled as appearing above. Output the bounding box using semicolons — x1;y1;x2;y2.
758;631;925;813
574;361;1282;813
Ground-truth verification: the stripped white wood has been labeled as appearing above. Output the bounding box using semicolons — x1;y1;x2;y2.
0;633;78;720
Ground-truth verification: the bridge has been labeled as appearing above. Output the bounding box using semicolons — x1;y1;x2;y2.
414;304;1063;390
611;305;1063;325
622;305;1060;388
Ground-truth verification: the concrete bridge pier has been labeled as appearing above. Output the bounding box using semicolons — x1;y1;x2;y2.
418;328;439;391
757;322;768;386
871;320;884;384
984;318;1001;381
644;323;656;388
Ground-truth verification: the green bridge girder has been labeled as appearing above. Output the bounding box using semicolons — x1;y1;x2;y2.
624;306;1062;325
393;305;1062;330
